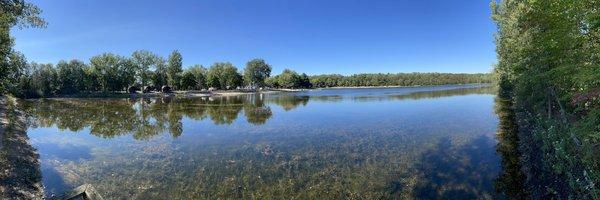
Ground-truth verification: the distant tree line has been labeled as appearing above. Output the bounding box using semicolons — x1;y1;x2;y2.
309;73;491;88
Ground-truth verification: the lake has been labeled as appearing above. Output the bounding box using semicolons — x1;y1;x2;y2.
16;84;518;199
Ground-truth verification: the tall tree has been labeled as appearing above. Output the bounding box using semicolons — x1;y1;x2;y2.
243;59;271;88
89;53;134;92
167;50;183;89
179;70;197;90
131;50;158;87
1;0;46;93
187;65;206;89
206;62;241;89
152;57;168;88
56;59;86;94
206;63;224;89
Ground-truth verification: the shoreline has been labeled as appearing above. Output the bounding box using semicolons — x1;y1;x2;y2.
20;83;492;99
0;96;45;199
322;83;490;89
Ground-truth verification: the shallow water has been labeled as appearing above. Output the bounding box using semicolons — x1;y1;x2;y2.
17;85;509;199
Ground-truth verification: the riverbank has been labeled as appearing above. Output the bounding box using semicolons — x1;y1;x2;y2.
16;88;310;99
16;84;490;99
0;96;44;199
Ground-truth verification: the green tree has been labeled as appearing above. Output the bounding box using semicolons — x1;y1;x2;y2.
90;53;135;92
492;0;600;198
243;58;271;88
131;50;158;87
187;65;206;89
167;50;183;89
151;57;168;88
56;59;86;94
1;0;46;93
277;69;301;88
264;76;279;88
206;62;241;89
180;70;197;90
5;51;27;95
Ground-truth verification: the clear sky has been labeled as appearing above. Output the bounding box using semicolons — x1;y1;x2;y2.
12;0;496;75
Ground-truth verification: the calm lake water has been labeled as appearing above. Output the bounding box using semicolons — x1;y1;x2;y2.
18;84;514;199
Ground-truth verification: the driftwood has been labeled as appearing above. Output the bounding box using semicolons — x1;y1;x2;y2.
52;184;104;200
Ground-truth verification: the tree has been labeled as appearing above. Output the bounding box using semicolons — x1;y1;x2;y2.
56;59;86;94
187;65;206;89
151;57;168;88
206;63;224;89
131;50;158;87
277;69;301;88
89;53;135;92
1;0;46;93
167;50;183;89
180;70;197;90
243;58;271;88
206;62;242;89
264;76;278;88
299;73;312;88
5;51;27;94
222;64;242;89
492;0;600;198
19;62;57;97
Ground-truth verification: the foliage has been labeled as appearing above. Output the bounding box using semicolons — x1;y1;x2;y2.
131;50;159;87
167;50;183;89
89;53;135;92
492;0;600;198
206;62;242;89
267;69;312;89
309;73;491;88
182;65;206;90
243;59;271;87
56;60;86;94
0;0;46;93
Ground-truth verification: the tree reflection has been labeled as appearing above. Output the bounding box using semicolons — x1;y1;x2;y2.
266;95;309;111
19;86;494;141
19;95;277;140
493;95;527;199
409;136;500;199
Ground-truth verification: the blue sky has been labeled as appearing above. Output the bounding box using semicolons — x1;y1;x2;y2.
12;0;496;75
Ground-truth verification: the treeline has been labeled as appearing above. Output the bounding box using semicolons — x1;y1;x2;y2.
5;48;492;98
7;50;278;98
309;73;491;88
492;0;599;199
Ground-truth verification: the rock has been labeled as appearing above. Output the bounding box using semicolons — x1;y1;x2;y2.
142;86;155;93
161;85;172;93
128;86;139;93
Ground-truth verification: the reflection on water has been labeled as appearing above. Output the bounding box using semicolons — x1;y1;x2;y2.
493;93;527;198
14;84;521;199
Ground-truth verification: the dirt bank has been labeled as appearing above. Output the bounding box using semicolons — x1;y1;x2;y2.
0;96;44;199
